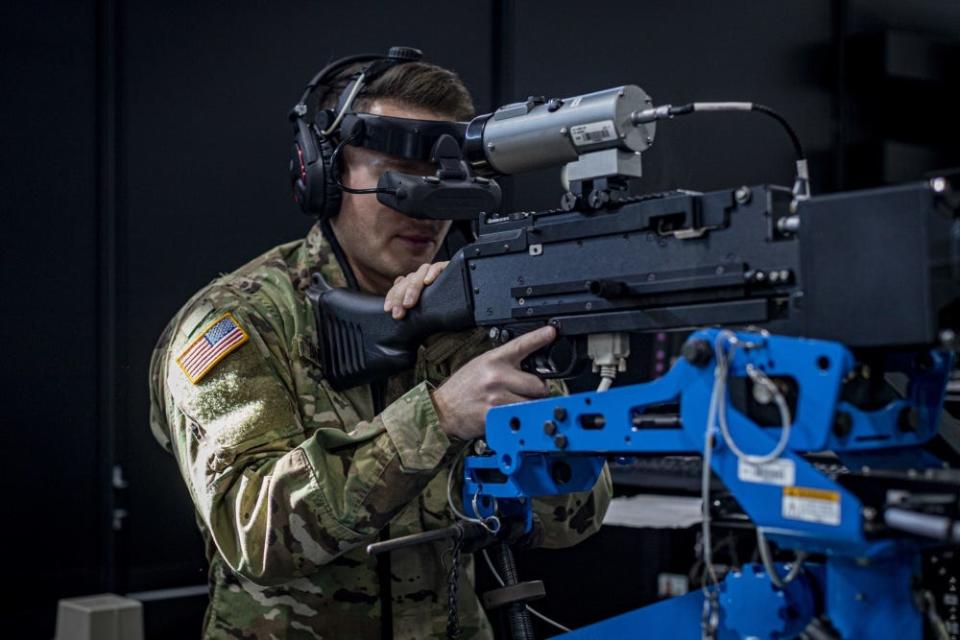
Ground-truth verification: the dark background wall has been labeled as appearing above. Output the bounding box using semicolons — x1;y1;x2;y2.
3;1;958;637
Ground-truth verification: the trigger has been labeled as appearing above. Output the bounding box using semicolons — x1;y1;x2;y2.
523;347;557;376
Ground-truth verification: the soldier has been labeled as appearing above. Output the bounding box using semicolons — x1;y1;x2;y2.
149;52;612;639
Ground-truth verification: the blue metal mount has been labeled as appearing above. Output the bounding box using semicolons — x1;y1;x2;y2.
462;329;953;638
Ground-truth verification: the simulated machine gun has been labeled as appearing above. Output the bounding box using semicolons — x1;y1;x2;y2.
307;84;960;639
308;85;957;392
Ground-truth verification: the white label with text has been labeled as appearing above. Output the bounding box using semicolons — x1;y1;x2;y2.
737;459;795;487
570;120;617;146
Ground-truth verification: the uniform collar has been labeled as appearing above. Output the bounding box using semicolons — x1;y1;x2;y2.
297;219;355;291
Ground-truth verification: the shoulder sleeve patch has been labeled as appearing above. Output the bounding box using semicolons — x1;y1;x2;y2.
175;312;249;384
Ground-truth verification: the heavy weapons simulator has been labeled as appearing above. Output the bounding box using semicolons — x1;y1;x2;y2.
309;80;960;639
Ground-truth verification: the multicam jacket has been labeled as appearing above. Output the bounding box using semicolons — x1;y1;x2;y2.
149;221;612;639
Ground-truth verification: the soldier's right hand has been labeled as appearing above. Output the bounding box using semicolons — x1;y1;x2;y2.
431;325;556;441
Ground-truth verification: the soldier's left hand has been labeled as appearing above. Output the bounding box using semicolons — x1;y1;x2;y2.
383;261;448;320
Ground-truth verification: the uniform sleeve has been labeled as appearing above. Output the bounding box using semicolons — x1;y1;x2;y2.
161;300;463;586
528;463;612;549
527;379;613;549
418;338;614;550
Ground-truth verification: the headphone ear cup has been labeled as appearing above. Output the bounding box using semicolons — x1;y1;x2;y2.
290;139;309;212
290;116;343;218
291;119;318;214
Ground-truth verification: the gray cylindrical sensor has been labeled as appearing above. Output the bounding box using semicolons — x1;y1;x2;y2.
464;85;656;177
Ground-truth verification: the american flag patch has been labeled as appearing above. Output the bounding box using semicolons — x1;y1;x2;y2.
176;312;249;384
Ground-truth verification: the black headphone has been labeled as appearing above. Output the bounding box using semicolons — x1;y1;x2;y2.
288;47;423;218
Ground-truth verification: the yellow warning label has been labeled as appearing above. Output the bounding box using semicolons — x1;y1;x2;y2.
782;486;841;526
783;487;840;502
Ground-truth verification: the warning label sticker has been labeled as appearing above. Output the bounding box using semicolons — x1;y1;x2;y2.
782;486;841;526
570;120;617;146
738;459;795;487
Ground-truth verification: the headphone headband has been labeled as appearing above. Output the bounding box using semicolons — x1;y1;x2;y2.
289;47;423;218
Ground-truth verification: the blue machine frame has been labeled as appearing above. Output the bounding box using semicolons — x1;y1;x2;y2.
463;329;953;639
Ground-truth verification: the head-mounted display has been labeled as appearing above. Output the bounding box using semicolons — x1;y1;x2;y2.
325;111;501;221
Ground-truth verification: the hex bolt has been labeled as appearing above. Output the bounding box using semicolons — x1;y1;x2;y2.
682;339;713;367
553;407;568;422
554;435;568;449
898;407;920;432
833;411;853;438
544;420;557;436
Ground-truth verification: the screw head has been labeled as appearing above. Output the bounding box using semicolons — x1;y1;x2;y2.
588;189;610;209
898;407;920;432
833;411;853;438
554;435;568;449
682;339;713;367
544;420;557;436
553;407;568;422
939;329;957;350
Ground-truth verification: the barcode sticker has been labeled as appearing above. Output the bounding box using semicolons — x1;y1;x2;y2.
782;486;841;526
570;120;617;146
738;459;795;487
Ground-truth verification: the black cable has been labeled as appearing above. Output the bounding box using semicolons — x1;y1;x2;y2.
749;104;805;161
662;103;805;162
319;218;360;291
635;102;810;196
328;129;398;196
491;544;536;640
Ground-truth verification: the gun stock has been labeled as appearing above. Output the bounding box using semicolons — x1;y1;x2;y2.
307;251;476;390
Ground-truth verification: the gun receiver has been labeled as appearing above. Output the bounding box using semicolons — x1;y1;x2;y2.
309;178;960;391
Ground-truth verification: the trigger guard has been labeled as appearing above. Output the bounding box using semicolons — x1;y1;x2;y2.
521;339;581;379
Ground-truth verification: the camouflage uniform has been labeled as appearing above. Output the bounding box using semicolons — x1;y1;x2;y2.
149;221;612;639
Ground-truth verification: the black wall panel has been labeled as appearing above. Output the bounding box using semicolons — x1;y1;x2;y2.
1;0;102;633
3;1;959;637
504;1;836;212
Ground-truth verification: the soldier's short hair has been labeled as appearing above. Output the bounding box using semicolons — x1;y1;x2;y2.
318;60;475;122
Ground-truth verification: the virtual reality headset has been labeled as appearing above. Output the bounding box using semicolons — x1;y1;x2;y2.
327;111;501;221
289;46;501;221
